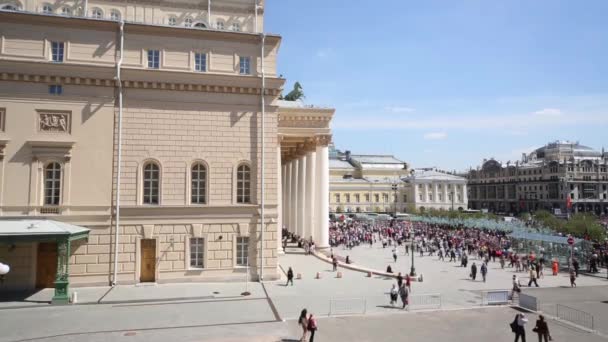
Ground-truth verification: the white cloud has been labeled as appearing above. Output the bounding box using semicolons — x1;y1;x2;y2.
424;132;447;140
385;106;415;113
533;108;562;116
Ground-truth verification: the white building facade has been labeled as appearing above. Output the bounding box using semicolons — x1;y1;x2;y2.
403;168;468;212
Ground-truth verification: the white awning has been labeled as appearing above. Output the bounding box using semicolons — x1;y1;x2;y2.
0;220;90;241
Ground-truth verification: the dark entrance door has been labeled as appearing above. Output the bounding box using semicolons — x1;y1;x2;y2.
36;242;57;288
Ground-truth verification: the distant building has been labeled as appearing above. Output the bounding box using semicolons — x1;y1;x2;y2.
402;168;468;212
329;146;409;214
467;141;608;215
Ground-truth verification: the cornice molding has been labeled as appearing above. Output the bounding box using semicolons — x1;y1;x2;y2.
0;71;283;96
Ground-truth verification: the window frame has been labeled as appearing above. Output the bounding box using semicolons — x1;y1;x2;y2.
42;3;53;14
91;7;103;19
61;6;71;16
239;56;251;75
142;161;161;205
235;236;249;267
184;18;193;27
110;10;121;21
231;22;241;32
168;16;177;26
236;163;251;204
216;20;225;30
147;50;160;69
194;52;207;72
43;162;62;206
190;162;207;204
51;41;64;63
49;85;63;95
189;237;205;269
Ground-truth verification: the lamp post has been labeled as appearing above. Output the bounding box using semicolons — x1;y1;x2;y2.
408;216;416;277
0;262;9;284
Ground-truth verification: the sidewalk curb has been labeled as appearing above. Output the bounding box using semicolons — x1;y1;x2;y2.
312;250;422;282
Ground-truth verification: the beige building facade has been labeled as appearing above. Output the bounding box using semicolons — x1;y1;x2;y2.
402;168;468;212
0;0;333;293
329;148;410;214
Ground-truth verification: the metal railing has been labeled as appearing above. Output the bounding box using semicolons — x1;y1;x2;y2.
556;304;594;331
408;293;442;311
518;293;540;312
482;290;510;305
329;298;367;316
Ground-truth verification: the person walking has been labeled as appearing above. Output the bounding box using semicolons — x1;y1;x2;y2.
470;262;477;281
286;267;294;286
533;315;551;342
573;258;580;277
570;270;577;288
307;313;318;342
398;283;409;310
298;309;308;342
396;272;403;288
389;284;398;306
405;273;412;293
481;262;488;283
528;267;539;287
511;313;528;342
332;256;338;272
392;248;398;263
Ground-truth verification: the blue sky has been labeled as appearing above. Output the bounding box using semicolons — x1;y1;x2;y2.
265;0;608;171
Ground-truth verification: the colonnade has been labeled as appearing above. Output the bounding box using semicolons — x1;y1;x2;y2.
280;140;329;248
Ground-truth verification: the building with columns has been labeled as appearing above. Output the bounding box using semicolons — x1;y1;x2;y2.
279;100;333;245
402;168;468;212
467;141;608;215
0;0;334;296
328;147;410;214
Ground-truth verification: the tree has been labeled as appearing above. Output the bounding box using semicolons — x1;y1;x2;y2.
283;82;305;101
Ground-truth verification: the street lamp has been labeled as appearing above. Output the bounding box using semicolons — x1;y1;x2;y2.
0;262;9;284
408;216;416;277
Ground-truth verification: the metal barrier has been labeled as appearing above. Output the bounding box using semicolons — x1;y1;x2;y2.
408;293;442;311
556;304;595;331
329;298;367;316
482;290;510;305
518;293;540;312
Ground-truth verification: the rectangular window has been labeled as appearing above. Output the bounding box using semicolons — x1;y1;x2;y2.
147;50;160;69
236;237;249;266
365;194;370;202
335;194;340;203
354;194;360;202
190;238;204;268
239;56;251;75
49;85;63;95
403;194;407;202
382;194;388;202
374;194;380;203
51;42;64;62
458;194;462;202
194;52;207;72
419;194;423;201
429;193;433;201
345;194;350;203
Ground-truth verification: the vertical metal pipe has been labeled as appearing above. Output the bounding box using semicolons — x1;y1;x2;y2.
83;0;88;17
208;0;211;28
112;21;124;286
259;33;266;281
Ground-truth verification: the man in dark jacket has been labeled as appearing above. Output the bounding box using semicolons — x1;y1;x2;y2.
470;262;478;281
286;267;294;286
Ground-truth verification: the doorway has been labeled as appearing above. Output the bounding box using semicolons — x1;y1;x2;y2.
36;242;57;288
140;239;156;282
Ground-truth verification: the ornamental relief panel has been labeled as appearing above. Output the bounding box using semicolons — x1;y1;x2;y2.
38;111;70;133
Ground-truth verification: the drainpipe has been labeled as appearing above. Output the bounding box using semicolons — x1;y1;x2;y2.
83;0;88;17
207;0;211;28
259;33;266;281
254;0;258;33
112;21;125;286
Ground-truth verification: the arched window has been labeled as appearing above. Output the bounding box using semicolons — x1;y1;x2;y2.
216;20;225;30
194;22;206;29
191;163;207;204
142;162;160;205
168;16;177;26
1;4;20;11
42;3;53;14
236;164;251;204
91;8;103;19
61;6;71;16
110;10;121;21
44;162;61;206
184;18;193;27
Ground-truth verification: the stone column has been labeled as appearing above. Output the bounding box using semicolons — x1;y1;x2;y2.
284;162;291;233
315;142;330;248
462;183;468;208
304;148;316;241
290;159;298;234
277;146;283;254
297;153;306;238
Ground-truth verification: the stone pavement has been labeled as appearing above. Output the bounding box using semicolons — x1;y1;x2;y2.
0;281;265;309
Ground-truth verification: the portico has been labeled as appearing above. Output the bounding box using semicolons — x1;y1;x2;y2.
277;102;334;249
